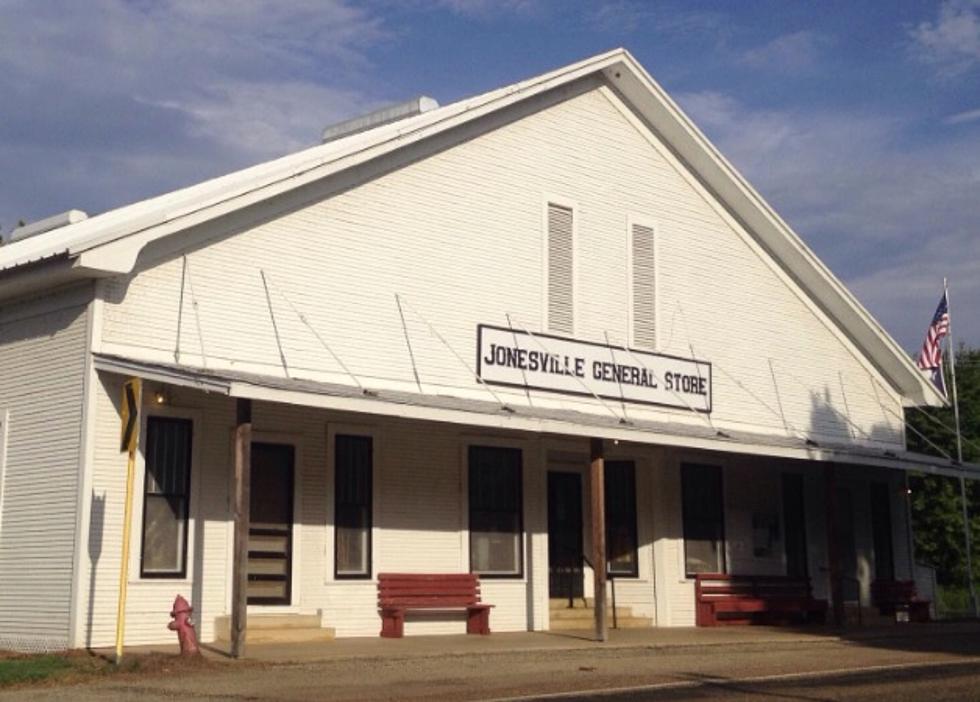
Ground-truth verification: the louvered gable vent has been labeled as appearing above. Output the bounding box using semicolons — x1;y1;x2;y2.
631;223;656;348
547;203;574;335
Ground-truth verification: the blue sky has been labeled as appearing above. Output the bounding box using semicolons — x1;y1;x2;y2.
1;0;978;350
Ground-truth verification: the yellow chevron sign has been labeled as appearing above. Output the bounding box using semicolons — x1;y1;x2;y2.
120;378;141;453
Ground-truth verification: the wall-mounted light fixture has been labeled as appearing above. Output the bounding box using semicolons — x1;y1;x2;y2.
153;387;171;406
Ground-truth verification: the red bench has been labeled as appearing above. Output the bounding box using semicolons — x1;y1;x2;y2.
695;573;828;627
871;580;930;622
377;573;494;638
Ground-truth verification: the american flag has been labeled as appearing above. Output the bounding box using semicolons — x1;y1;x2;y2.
917;292;950;397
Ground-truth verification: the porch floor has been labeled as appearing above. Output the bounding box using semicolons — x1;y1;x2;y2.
102;620;980;663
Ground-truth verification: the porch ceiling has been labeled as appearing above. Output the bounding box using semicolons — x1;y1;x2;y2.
93;353;979;481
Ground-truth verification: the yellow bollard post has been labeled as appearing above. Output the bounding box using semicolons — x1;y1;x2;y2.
115;378;141;665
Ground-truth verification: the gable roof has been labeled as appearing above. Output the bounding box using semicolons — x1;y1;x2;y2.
0;48;942;408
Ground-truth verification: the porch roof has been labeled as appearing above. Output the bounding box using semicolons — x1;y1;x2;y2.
94;353;980;481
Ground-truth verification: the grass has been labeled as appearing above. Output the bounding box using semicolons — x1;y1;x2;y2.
0;655;73;686
0;649;217;690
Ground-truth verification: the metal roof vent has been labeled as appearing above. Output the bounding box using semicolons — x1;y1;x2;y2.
6;209;88;244
321;96;439;144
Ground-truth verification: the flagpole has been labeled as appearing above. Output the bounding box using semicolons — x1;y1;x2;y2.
945;277;978;617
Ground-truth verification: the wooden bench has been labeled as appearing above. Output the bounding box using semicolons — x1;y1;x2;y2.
695;573;828;627
377;573;494;638
871;580;931;622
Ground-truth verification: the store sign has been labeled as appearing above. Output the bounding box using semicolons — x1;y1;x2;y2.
477;324;712;412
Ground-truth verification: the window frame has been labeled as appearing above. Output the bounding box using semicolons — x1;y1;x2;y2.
467;444;525;579
542;196;578;337
680;462;726;578
604;460;639;578
332;433;374;580
138;414;195;580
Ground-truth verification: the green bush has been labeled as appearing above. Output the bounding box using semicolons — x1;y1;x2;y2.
936;585;973;618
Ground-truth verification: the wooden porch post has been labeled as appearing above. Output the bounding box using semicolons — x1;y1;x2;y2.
590;437;608;642
825;463;844;626
231;398;252;658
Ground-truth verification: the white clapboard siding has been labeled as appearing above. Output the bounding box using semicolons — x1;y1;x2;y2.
98;85;905;448
724;458;786;577
0;284;91;651
652;459;696;627
547;203;574;335
603;455;657;621
631;223;656;349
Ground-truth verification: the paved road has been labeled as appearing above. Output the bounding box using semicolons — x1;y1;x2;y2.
4;631;980;701
509;659;980;701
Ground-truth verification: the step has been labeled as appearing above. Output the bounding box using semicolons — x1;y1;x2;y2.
231;626;336;644
214;613;334;643
550;598;591;611
842;608;895;627
549;597;631;610
549;605;633;620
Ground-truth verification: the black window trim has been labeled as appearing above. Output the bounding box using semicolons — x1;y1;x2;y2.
333;432;374;580
468;444;525;580
680;461;727;579
139;414;194;580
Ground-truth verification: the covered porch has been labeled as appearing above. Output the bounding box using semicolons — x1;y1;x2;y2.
85;354;974;653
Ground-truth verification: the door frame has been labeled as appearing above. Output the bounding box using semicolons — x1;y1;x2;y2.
238;431;304;613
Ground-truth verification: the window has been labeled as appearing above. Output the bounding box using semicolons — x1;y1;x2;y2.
469;446;523;576
334;434;373;578
782;473;808;578
605;460;638;577
547;202;574;334
681;463;725;576
630;222;656;348
140;416;192;578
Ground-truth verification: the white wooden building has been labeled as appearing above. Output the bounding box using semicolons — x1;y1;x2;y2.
0;49;973;652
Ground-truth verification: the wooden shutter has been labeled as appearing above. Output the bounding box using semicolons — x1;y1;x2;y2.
547;204;574;334
631;223;656;348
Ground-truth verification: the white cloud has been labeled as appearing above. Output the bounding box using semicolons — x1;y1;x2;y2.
909;0;980;77
676;90;980;349
0;0;388;225
587;1;726;39
431;0;540;19
740;30;827;72
944;106;980;124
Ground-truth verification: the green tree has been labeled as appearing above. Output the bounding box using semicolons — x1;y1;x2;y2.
906;345;980;588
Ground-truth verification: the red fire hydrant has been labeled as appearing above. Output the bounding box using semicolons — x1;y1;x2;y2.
168;594;201;656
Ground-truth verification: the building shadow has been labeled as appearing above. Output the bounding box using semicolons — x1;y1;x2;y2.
87;491;106;649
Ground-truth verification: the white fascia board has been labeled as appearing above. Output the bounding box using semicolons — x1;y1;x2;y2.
92;355;232;395
0;256;90;300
